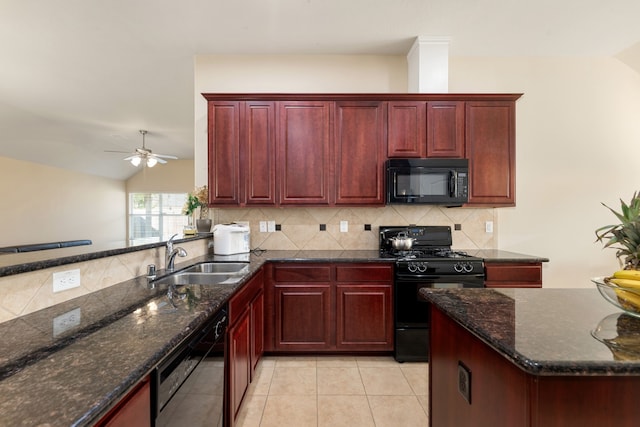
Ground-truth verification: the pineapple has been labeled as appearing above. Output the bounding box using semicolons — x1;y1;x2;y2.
595;191;640;270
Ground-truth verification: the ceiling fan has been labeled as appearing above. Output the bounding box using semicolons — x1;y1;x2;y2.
105;130;178;167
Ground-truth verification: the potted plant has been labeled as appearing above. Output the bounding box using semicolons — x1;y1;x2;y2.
595;191;640;312
182;185;211;234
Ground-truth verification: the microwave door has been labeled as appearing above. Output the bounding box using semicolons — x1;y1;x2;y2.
449;170;458;197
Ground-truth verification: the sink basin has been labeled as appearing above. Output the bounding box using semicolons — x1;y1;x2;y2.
154;272;242;286
182;262;249;274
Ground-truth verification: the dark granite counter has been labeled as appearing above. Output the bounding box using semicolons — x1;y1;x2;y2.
420;287;640;376
0;250;389;426
468;249;549;263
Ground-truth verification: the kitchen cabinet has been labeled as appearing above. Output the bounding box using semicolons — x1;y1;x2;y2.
426;101;465;158
334;101;386;205
203;93;521;208
207;101;241;205
387;101;426;158
227;269;264;425
465;101;516;206
95;377;151;427
265;263;393;352
243;101;277;205
278;100;332;205
335;265;393;351
484;262;542;288
207;101;276;206
430;304;640;427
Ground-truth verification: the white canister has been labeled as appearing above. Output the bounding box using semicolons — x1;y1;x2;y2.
212;223;250;255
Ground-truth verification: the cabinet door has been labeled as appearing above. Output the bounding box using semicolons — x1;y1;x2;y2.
465;101;516;206
208;101;241;205
274;284;333;350
427;101;465;158
97;377;151;427
250;290;264;377
277;101;332;205
243;101;276;205
334;101;386;205
387;101;426;158
336;284;393;351
228;308;251;423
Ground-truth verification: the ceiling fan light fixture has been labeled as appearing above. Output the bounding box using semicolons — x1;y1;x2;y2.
130;156;141;167
146;157;158;167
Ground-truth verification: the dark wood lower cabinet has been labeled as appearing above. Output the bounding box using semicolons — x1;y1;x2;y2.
484;262;542;288
95;377;151;427
266;263;394;353
228;307;251;424
430;306;640;427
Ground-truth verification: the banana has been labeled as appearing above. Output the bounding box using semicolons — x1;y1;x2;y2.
614;288;640;312
613;269;640;280
609;277;640;289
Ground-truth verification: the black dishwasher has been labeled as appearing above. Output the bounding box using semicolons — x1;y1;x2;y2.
153;306;227;427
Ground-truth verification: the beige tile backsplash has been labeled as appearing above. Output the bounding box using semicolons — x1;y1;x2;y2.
215;206;496;252
0;207;495;323
0;239;209;323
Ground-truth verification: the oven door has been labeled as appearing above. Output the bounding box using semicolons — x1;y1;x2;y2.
394;275;483;362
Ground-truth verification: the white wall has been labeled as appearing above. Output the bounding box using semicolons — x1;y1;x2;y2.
194;54;640;288
0;156;126;247
450;57;640;287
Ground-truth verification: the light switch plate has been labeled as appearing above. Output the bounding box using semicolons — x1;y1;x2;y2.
259;221;267;232
485;221;494;233
340;221;348;232
267;221;276;232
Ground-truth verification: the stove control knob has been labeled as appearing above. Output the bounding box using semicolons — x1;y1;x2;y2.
408;263;418;273
454;263;464;273
417;262;427;273
463;263;474;273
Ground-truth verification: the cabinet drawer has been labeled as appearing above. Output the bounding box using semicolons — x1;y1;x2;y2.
335;264;393;282
229;270;264;323
485;263;542;288
273;264;332;282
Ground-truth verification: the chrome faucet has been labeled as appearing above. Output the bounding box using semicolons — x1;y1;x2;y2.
166;234;187;271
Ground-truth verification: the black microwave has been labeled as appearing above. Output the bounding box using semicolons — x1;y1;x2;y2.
386;158;469;206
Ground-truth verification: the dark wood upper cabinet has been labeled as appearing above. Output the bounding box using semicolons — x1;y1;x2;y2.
277;101;332;205
334;101;386;205
243;101;276;205
203;93;522;208
426;101;465;158
465;101;516;206
387;101;426;158
207;101;241;205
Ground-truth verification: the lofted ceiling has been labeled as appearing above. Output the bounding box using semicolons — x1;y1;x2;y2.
1;0;640;180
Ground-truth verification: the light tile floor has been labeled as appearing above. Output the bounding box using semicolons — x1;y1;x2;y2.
236;356;429;427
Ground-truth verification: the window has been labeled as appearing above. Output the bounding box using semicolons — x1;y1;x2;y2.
129;193;188;244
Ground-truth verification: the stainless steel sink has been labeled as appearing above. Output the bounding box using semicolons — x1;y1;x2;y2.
154;272;243;286
153;262;249;286
181;262;249;274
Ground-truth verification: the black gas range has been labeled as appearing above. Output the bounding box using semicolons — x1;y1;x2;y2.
379;225;485;362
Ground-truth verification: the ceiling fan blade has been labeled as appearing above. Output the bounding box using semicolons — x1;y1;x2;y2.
123;155;138;161
155;157;168;164
154;154;178;159
104;149;133;154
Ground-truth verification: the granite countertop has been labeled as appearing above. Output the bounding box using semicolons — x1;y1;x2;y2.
0;250;388;426
420;287;640;376
0;248;547;426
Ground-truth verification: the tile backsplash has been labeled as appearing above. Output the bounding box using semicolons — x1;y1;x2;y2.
215;206;496;251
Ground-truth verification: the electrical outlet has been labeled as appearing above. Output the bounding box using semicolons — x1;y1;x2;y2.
267;221;276;232
485;221;494;233
340;221;348;232
52;307;81;337
259;221;267;232
53;269;81;293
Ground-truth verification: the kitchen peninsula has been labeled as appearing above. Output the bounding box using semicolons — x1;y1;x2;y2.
421;287;640;427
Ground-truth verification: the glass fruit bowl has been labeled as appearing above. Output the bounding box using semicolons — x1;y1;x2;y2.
592;277;640;318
